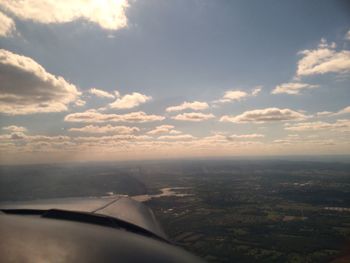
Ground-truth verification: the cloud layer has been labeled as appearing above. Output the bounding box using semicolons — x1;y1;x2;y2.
227;134;265;140
158;134;195;140
2;125;27;133
172;112;215;122
69;124;139;134
285;119;350;132
64;110;164;123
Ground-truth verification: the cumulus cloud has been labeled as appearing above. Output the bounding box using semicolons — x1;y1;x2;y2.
0;49;81;115
172;112;215;122
296;39;350;77
217;90;248;103
0;0;130;30
89;88;115;99
64;110;164;123
69;124;139;134
166;101;209;112
0;10;15;37
214;87;262;104
109;92;151;109
272;82;318;95
220;108;306;123
285;119;350;132
251;86;262;96
223;90;248;101
3;125;27;133
147;125;181;135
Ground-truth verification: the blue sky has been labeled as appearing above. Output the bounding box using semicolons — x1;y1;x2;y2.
0;0;349;164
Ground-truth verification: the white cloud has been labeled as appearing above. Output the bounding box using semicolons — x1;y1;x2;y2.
0;10;15;37
194;134;264;147
64;110;165;123
166;101;209;112
2;125;27;133
0;129;173;154
315;106;350;117
169;130;182;134
335;106;350;115
251;86;262;96
0;0;130;30
0;49;81;115
75;99;86;107
147;125;181;135
172;112;215;122
316;111;333;117
158;134;195;140
314;106;350;117
296;39;350;77
0;131;155;153
25;135;71;143
224;90;248;101
74;134;152;144
0;132;70;143
69;124;139;134
75;134;151;142
89;88;115;99
227;134;265;140
220;108;306;123
285;119;350;132
199;134;226;143
109;92;152;109
218;90;248;103
214;88;261;104
272;82;318;95
345;30;350;41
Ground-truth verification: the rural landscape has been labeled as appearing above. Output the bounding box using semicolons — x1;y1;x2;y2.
1;159;349;262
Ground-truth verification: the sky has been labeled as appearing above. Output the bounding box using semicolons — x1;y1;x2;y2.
0;0;350;164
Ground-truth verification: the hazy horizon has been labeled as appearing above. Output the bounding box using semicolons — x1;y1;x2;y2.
1;154;350;167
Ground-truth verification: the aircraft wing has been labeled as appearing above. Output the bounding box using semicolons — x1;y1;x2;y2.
0;196;203;262
0;195;167;240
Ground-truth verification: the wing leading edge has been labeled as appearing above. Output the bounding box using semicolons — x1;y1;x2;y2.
0;195;167;240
